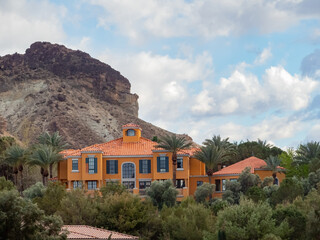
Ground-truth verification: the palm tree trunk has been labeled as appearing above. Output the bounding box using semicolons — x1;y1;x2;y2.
15;173;18;187
20;170;24;193
172;153;177;187
49;164;53;179
208;174;213;200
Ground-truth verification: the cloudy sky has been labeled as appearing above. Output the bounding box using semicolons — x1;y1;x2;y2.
1;0;320;148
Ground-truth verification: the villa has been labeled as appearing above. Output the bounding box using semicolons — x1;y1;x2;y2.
58;123;285;198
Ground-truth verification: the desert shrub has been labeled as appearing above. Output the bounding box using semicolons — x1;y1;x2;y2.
161;198;215;240
0;176;15;191
100;181;127;197
146;180;178;209
0;189;66;240
194;183;215;203
33;182;66;215
245;186;266;202
57;189;99;226
216;198;290;240
270;177;304;205
96;193;160;238
272;204;306;240
261;177;274;187
237;167;261;193
23;182;46;199
210;198;229;215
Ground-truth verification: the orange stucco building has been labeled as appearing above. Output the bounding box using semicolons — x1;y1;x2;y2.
58;123;285;199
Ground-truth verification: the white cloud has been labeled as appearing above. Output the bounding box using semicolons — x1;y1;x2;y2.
98;50;213;122
254;47;272;65
89;0;317;41
192;66;318;116
0;0;66;55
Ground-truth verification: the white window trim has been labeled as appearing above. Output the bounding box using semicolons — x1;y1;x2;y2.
121;162;136;189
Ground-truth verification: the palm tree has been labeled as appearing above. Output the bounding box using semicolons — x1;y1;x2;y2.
5;145;27;192
295;141;320;165
38;131;68;178
29;144;62;185
263;155;282;185
203;135;236;165
194;145;229;185
156;134;192;187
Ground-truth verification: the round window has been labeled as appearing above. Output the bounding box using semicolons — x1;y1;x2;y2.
127;129;135;136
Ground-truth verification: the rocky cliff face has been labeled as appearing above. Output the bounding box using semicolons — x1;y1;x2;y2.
0;42;181;148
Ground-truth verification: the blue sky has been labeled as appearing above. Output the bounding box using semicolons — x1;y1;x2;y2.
1;0;320;148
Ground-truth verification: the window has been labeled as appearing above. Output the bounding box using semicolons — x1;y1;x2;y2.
215;179;221;191
122;163;135;178
86;157;97;174
139;160;151;173
72;159;78;171
139;181;151;189
122;181;135;189
222;179;226;191
177;158;183;169
176;179;185;188
87;181;97;190
107;160;118;174
197;181;203;187
88;158;95;174
73;181;82;189
127;129;135;136
157;156;168;172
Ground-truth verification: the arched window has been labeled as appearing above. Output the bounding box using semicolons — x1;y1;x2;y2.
127;129;135;136
122;163;135;178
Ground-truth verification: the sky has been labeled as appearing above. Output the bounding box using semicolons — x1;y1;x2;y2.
1;0;320;148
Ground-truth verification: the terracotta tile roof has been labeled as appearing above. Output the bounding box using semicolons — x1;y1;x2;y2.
63;225;138;239
66;137;157;156
63;137;198;157
122;123;141;129
213;156;274;176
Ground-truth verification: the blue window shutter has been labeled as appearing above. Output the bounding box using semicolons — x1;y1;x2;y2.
94;158;97;173
157;157;160;172
85;158;89;164
165;157;169;172
139;160;143;173
148;160;151;173
115;160;118;174
106;160;110;174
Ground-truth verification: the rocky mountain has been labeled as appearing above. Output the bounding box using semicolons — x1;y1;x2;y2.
0;42;187;148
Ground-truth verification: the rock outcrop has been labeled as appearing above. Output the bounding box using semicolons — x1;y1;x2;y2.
0;42;186;148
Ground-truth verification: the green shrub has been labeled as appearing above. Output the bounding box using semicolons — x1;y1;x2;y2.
270;178;304;205
33;182;66;215
161;199;215;240
0;189;65;240
23;182;46;199
245;186;266;202
216;198;290;240
100;181;127;197
194;183;215;203
0;176;15;191
146;180;178;209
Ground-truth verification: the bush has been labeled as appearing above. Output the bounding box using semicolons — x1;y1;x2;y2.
146;180;178;209
210;198;229;215
245;186;266;202
161;199;215;240
96;193;160;238
0;176;15;191
222;181;242;204
262;177;274;187
272;204;306;240
238;167;261;193
33;182;66;215
270;178;304;205
216;198;290;240
100;181;127;197
0;189;66;240
57;189;99;226
194;183;215;203
23;182;46;199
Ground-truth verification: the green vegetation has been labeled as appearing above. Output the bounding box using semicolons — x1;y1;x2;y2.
1;132;320;239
